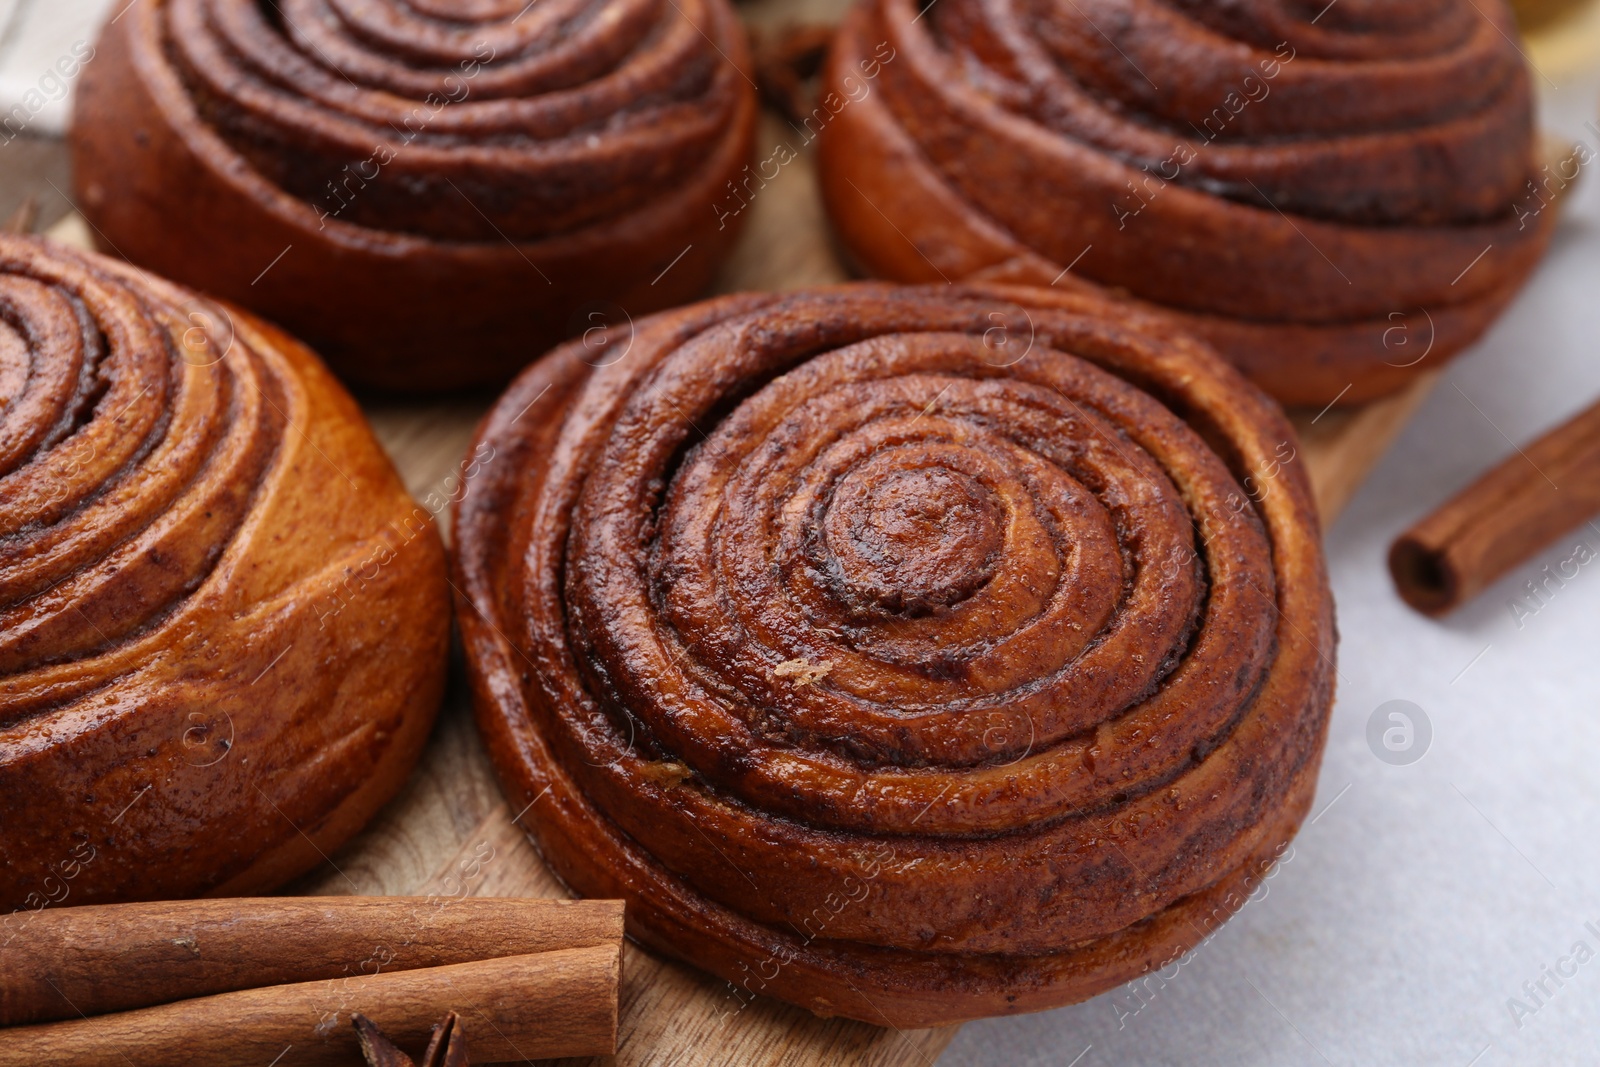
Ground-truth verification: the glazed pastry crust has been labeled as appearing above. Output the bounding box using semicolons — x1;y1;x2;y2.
454;284;1336;1027
818;0;1556;407
69;0;757;391
0;236;448;910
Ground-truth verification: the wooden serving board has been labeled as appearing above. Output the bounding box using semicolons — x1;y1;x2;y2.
40;57;1438;1067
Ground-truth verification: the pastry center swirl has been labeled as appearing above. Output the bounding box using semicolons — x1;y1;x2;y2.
572;323;1263;792
822;459;1006;616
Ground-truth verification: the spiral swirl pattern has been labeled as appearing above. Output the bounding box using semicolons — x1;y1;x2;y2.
456;284;1335;1025
71;0;756;389
0;236;448;910
818;0;1556;406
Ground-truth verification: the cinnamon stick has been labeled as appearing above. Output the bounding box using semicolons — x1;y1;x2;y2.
1390;395;1600;614
0;945;619;1066
0;897;622;1026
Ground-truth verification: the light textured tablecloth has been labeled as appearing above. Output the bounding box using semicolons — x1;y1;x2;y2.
9;2;1600;1062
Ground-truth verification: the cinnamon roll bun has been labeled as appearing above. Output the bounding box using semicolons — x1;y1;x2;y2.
0;236;448;910
454;283;1336;1026
818;0;1556;406
70;0;758;391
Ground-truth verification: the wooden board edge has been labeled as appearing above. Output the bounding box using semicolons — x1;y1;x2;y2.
1292;372;1442;525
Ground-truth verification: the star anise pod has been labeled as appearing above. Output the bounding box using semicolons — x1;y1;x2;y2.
353;1011;468;1067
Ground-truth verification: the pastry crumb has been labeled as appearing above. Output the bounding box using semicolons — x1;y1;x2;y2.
774;658;833;686
640;760;693;787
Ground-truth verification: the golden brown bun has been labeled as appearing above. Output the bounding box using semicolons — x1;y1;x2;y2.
817;0;1556;407
0;235;448;910
453;283;1336;1027
69;0;758;392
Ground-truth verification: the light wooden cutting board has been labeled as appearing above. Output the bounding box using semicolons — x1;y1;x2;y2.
41;51;1443;1067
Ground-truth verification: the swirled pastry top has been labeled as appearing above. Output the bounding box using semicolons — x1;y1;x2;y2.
0;235;448;906
895;0;1531;230
159;0;749;240
0;241;290;677
455;284;1336;1025
817;0;1554;407
980;0;1532;226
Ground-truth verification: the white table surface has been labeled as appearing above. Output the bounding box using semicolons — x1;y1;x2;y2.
7;2;1599;1062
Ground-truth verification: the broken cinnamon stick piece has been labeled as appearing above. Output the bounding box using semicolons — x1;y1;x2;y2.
0;946;617;1067
752;24;834;125
0;897;623;1026
1390;395;1600;615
